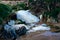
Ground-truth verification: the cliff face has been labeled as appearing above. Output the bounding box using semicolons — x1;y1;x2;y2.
0;0;28;5
2;0;25;1
0;1;23;5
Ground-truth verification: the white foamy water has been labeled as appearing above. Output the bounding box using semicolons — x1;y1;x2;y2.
16;10;39;23
4;10;51;33
27;24;50;33
12;24;29;30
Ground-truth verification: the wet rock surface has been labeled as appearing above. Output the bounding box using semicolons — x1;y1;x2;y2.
17;31;60;40
0;31;60;40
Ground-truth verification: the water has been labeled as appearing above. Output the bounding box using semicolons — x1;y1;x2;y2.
16;10;39;27
27;24;50;33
